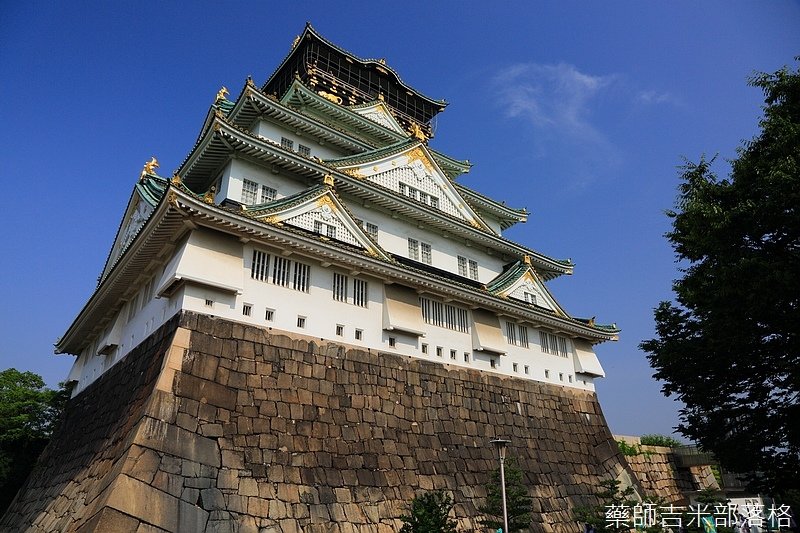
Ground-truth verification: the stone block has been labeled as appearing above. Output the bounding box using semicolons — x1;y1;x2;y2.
135;417;220;467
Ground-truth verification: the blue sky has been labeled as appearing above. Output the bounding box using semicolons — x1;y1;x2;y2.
1;2;798;438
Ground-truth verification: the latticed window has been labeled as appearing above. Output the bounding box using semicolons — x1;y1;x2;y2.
333;272;348;302
420;297;468;333
408;238;419;260
420;242;432;265
365;222;378;241
259;185;277;203
458;256;468;277
468;259;479;280
281;137;294;150
524;292;537;305
314;220;337;239
241;179;259;204
298;144;310;156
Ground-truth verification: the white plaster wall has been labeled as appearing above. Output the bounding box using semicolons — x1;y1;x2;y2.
219;159;309;206
253;120;345;161
346;203;507;282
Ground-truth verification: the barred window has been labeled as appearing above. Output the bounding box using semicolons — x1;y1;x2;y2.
251;249;270;281
523;292;537;305
293;262;310;292
281;137;294;150
298;144;310;156
541;331;570;357
272;256;291;287
420;297;469;333
333;272;348;302
399;181;439;208
241;179;259;205
353;279;368;307
365;222;378;240
506;322;529;348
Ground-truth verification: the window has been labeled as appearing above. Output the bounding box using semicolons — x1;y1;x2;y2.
545;369;550;379
242;304;252;317
297;316;306;328
389;337;396;348
490;358;497;368
205;299;214;308
333;272;348;302
524;365;530;375
353;279;368;307
523;292;537;305
399;181;439;208
420;242;432;265
408;238;419;260
436;346;443;357
464;352;470;362
450;349;456;360
468;260;478;281
298;144;310;156
272;256;291;287
541;331;570;357
355;329;363;340
292;262;310;292
281;137;294;150
336;324;344;336
513;362;518;372
420;297;469;333
505;322;529;348
559;372;564;382
259;185;276;203
251;249;270;281
241;179;259;204
568;375;573;383
421;343;428;354
365;222;378;241
314;220;336;239
265;308;274;321
457;256;478;279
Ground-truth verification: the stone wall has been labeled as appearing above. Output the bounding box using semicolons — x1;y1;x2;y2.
2;312;636;532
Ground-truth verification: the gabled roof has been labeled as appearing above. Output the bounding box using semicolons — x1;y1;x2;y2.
174;114;573;278
239;183;391;261
486;259;568;316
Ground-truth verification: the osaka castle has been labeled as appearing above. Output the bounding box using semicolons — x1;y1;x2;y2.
58;24;617;396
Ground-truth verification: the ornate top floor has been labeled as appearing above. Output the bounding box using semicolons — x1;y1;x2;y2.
57;26;618;395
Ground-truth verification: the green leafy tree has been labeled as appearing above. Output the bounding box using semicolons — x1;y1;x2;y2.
640;60;800;500
639;435;682;448
479;458;532;532
573;479;643;533
399;490;458;533
0;368;69;513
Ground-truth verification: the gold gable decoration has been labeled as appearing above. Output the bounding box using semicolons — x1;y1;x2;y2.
140;157;159;180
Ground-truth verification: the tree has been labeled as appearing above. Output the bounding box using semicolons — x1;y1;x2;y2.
399;490;458;533
0;368;69;513
573;479;653;533
479;458;532;532
641;60;800;500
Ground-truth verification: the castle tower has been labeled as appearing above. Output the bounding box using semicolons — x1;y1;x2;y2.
2;25;632;532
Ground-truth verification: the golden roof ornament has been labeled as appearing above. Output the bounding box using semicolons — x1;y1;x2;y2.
523;255;532;265
291;35;301;49
408;121;427;142
377;92;385;101
323;174;335;187
588;316;596;327
318;90;342;105
203;186;216;204
171;173;182;186
215;86;229;103
140;157;159;180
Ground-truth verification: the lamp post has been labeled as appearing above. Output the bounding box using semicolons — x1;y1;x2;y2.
490;438;511;533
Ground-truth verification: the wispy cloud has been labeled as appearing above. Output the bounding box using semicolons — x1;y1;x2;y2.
636;89;680;106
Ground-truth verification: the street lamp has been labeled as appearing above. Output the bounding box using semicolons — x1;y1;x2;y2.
490;438;511;533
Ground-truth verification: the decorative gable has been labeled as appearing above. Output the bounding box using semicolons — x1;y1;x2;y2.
248;186;389;259
329;143;494;233
487;259;567;316
350;101;406;134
